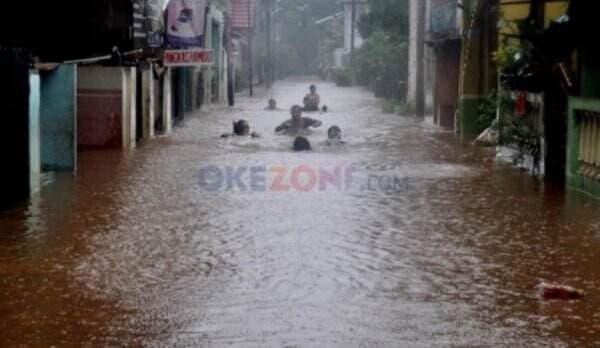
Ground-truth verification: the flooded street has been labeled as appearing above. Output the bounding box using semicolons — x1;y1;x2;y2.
1;78;600;346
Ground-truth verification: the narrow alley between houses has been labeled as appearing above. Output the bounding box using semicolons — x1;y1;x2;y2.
1;79;600;347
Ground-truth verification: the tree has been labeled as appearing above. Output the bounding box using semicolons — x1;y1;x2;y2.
357;0;409;40
273;0;341;76
352;0;410;100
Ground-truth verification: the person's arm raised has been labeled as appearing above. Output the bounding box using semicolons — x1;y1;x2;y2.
275;120;290;133
305;118;322;128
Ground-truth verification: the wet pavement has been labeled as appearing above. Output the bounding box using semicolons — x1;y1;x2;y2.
1;78;600;347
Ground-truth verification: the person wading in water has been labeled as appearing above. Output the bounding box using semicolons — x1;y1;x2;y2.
221;120;261;138
275;105;322;136
303;84;321;112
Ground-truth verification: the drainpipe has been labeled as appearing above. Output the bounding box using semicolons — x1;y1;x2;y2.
350;0;356;65
248;0;254;97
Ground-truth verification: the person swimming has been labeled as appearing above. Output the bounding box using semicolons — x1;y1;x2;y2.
265;98;278;111
324;125;346;146
275;105;322;136
321;105;328;113
303;85;321;112
221;120;261;138
293;136;312;151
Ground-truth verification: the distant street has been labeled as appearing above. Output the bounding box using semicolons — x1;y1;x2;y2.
1;78;600;346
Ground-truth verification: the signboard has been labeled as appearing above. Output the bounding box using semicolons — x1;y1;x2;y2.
231;0;255;29
166;0;208;48
163;49;214;66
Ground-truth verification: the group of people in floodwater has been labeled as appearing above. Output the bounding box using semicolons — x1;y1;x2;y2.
221;84;344;151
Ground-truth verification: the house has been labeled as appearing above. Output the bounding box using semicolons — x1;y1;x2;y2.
0;0;168;208
334;0;368;69
230;0;257;92
494;0;570;179
428;0;463;130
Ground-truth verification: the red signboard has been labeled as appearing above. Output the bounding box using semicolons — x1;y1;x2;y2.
163;49;214;67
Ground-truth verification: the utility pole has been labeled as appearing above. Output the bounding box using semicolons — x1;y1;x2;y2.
350;0;357;65
247;0;254;97
416;0;425;118
266;0;273;89
227;11;235;106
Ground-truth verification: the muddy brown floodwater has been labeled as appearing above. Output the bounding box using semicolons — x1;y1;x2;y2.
1;78;600;347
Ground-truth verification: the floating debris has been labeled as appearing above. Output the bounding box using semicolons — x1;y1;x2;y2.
539;282;585;301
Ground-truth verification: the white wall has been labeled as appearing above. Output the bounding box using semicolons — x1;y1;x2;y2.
407;0;419;106
343;1;367;52
122;67;137;150
29;71;41;194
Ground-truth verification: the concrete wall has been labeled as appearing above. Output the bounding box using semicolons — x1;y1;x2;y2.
77;66;146;150
205;5;226;105
434;40;461;130
77;66;123;149
343;1;367;51
41;65;77;172
122;67;137;150
163;68;173;134
221;50;229;102
142;64;155;139
29;71;41;194
0;48;30;209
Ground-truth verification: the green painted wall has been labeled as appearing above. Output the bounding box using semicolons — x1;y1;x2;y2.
581;66;600;99
565;45;600;199
566;97;600;200
581;50;600;99
459;97;482;142
458;0;496;142
41;65;77;172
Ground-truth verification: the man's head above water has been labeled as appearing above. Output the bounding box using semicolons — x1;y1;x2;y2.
267;98;277;110
233;120;250;136
291;105;303;121
328;126;342;140
293;136;312;151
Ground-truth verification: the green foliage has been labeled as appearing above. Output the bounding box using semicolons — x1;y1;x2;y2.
476;90;542;169
271;0;409;91
477;90;499;131
351;31;408;99
358;0;409;39
493;43;521;70
500;114;542;169
494;91;542;170
333;68;353;87
317;19;344;79
350;0;409;101
382;99;402;114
